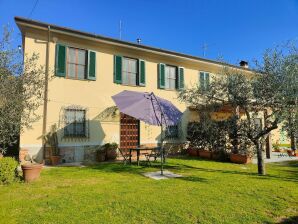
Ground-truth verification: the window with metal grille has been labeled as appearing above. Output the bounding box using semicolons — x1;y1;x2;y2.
64;109;86;137
122;57;138;86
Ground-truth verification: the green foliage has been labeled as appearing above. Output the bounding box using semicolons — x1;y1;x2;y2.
0;157;18;184
180;43;298;175
0;26;45;154
96;143;118;161
187;115;254;160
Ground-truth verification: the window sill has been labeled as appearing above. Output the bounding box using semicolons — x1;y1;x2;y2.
56;76;95;81
116;83;146;87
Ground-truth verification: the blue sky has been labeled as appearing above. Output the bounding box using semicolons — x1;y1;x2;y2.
1;0;298;66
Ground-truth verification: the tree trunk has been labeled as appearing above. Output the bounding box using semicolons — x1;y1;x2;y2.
290;134;297;152
256;140;265;175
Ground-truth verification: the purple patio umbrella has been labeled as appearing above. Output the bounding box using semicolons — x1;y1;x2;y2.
112;90;183;175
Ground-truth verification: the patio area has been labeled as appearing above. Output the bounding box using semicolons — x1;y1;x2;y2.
252;152;298;164
1;157;297;224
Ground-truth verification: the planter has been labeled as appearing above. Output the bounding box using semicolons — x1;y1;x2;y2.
187;148;198;157
0;153;3;160
50;155;61;166
106;149;117;160
21;163;43;183
97;151;106;162
199;150;212;159
230;153;251;164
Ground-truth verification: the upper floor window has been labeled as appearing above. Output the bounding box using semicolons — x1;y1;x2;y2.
158;63;184;90
165;65;177;90
64;108;86;137
114;55;146;86
67;47;87;80
122;57;138;86
55;44;96;81
199;72;210;91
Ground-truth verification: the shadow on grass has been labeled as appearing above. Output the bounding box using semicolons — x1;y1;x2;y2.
275;216;298;224
88;161;210;182
263;216;298;224
172;157;298;183
85;157;298;183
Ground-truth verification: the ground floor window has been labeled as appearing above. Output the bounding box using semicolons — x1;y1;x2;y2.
64;109;86;137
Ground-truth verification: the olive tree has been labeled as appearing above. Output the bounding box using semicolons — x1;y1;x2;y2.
179;44;297;175
0;27;45;154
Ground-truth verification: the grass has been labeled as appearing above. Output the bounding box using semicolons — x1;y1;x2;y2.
0;157;297;224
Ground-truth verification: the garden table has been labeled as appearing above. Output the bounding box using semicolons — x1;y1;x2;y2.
129;147;160;166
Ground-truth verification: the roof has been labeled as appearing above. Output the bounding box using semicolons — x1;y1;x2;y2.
15;16;252;71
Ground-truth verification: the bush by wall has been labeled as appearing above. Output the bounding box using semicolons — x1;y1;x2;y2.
0;157;19;184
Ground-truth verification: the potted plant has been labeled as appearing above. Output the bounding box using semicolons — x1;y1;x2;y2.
43;125;60;165
21;154;43;182
230;145;253;164
96;147;106;162
199;149;212;159
105;143;118;160
187;147;198;156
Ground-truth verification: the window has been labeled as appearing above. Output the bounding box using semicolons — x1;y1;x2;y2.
122;57;138;86
165;125;179;139
165;65;177;90
67;47;87;80
200;72;210;91
64;109;86;137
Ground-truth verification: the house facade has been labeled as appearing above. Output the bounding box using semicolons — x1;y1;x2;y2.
16;17;281;163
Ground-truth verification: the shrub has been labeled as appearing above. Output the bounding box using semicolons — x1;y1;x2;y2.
0;157;19;184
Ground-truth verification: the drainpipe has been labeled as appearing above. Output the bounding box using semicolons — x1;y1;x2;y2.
42;25;50;162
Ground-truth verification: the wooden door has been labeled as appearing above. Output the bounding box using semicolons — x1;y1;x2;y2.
120;113;140;151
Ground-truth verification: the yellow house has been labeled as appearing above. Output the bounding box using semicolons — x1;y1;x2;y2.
16;17;278;163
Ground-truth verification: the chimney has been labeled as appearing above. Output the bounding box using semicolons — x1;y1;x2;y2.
239;60;248;68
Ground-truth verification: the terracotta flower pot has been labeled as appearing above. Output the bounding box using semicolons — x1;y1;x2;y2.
50;155;61;166
187;148;198;157
199;150;212;159
230;153;251;164
21;163;43;183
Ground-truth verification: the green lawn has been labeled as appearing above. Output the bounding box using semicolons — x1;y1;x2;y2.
0;158;297;224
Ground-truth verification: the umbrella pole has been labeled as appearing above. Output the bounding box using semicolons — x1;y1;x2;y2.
161;125;164;175
150;92;166;176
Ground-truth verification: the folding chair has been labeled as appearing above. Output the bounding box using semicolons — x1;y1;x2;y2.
118;148;131;165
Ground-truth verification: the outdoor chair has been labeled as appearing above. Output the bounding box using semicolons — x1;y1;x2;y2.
145;145;173;166
118;148;131;165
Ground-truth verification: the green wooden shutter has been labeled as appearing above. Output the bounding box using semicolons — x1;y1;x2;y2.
177;67;184;90
114;55;122;84
138;59;146;86
205;73;210;90
55;44;66;77
158;63;165;89
199;72;205;90
87;51;96;80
